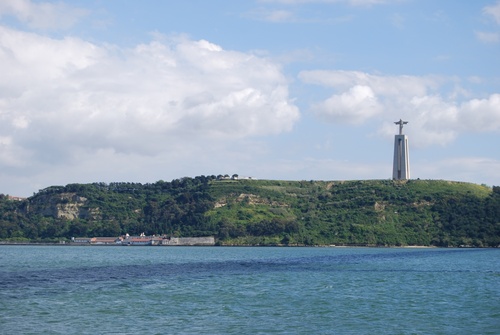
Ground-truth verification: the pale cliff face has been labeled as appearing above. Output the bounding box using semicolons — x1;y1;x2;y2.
26;193;100;220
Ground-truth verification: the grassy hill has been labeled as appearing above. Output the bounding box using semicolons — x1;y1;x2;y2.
1;177;499;247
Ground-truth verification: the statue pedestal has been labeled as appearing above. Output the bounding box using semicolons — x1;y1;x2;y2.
393;134;410;180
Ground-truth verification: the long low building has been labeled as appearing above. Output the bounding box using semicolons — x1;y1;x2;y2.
161;237;215;246
72;235;215;246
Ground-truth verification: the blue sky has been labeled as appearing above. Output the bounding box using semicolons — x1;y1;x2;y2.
0;0;499;196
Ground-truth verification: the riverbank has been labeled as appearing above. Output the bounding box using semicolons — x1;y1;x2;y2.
1;241;489;248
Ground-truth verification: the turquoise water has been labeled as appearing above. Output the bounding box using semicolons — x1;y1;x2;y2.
0;246;499;334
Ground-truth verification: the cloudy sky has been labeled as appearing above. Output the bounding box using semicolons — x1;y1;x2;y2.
1;0;499;196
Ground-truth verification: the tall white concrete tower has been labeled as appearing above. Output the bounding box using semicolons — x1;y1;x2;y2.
393;119;410;180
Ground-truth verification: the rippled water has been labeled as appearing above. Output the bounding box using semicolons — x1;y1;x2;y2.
1;246;499;334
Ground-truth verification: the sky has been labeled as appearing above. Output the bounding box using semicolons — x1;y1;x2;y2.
0;0;499;197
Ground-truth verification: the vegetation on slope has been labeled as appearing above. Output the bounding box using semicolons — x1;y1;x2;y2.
0;176;499;247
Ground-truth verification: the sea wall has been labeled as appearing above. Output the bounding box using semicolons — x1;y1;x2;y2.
162;237;215;246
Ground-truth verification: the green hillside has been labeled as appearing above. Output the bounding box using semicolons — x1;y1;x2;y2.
1;176;499;247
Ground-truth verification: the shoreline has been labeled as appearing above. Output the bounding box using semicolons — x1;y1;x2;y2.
0;242;491;248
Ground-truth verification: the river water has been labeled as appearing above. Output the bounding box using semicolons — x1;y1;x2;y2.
0;246;498;334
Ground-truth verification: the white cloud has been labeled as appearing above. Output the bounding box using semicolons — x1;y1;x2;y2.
247;6;353;24
475;31;500;43
404;95;459;147
258;0;389;7
483;1;500;24
433;54;451;62
391;13;405;29
0;0;88;30
311;85;382;124
0;135;30;167
0;26;300;169
478;2;500;43
262;9;296;22
348;0;388;6
300;70;500;147
299;70;441;97
460;94;500;132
